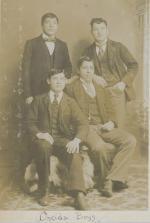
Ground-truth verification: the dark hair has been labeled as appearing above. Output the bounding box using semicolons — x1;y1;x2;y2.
90;17;107;28
77;56;94;69
41;13;59;25
47;68;64;79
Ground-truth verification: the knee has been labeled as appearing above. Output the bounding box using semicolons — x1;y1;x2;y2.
128;134;136;147
126;134;136;154
36;140;52;154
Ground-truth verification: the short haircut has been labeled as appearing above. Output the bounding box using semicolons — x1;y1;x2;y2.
41;12;59;25
77;56;94;69
47;68;64;79
90;17;107;28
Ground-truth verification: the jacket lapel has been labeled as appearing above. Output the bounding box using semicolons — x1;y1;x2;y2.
91;43;102;75
43;93;51;122
107;39;116;73
38;35;51;59
94;84;108;123
53;39;60;67
74;80;89;113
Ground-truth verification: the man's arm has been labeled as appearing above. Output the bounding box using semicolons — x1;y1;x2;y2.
119;42;138;87
63;43;72;78
70;99;89;142
22;40;32;98
26;97;40;137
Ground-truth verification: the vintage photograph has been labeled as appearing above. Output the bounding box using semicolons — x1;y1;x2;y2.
0;0;149;217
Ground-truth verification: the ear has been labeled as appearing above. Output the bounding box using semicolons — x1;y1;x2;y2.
46;78;51;85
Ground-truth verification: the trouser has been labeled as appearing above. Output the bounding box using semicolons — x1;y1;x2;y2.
105;87;127;129
86;126;136;188
32;137;86;196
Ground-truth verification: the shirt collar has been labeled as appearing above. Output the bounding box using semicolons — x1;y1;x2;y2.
80;78;96;98
49;90;63;104
42;33;56;42
80;78;93;86
95;38;108;48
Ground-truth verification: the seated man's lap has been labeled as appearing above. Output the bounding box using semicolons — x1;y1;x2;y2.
87;125;115;153
100;128;136;148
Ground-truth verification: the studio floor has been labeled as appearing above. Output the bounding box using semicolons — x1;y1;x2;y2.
0;158;148;211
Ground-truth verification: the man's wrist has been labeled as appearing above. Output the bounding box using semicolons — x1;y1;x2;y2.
121;81;126;88
36;132;42;138
73;138;81;144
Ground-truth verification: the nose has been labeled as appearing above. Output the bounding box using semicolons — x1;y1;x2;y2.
86;69;91;73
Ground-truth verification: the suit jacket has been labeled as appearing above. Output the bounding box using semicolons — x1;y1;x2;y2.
22;35;72;97
65;78;109;124
27;92;88;142
84;39;138;101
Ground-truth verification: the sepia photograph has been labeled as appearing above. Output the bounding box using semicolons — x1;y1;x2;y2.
0;0;149;222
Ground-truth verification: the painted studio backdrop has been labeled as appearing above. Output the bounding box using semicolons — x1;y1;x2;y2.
0;0;149;210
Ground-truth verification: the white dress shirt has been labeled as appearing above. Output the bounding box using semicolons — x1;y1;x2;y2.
49;90;63;104
42;33;55;56
96;44;107;56
95;38;108;56
80;78;96;98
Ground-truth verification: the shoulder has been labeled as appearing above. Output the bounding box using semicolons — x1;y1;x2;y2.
65;77;80;93
56;38;68;47
33;93;48;103
108;39;126;49
68;77;80;88
85;42;95;51
24;35;42;46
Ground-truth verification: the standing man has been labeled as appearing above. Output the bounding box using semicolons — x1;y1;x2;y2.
84;18;138;128
27;69;88;209
22;12;72;104
66;57;136;197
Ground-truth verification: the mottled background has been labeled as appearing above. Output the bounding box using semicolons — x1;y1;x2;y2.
0;0;149;210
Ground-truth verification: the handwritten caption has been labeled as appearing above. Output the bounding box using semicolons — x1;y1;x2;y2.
38;211;104;223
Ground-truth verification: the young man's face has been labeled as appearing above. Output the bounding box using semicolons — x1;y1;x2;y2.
91;22;108;42
47;72;66;93
42;17;58;36
79;61;94;83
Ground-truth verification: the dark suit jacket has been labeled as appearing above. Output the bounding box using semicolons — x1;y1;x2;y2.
84;39;138;101
27;92;88;142
22;35;72;97
65;78;109;124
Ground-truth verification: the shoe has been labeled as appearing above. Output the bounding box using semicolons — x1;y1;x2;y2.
38;193;49;206
101;179;113;197
75;192;88;210
113;181;128;191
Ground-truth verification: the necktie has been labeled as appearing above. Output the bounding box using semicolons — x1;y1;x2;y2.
98;47;104;60
53;93;58;105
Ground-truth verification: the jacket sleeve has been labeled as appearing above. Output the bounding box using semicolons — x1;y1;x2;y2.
119;43;138;87
22;40;32;98
26;97;40;138
63;43;72;78
70;99;89;142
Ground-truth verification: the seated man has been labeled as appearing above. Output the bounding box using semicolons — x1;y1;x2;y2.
26;68;89;209
65;56;136;197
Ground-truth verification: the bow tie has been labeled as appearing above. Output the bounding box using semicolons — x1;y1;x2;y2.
43;37;56;42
